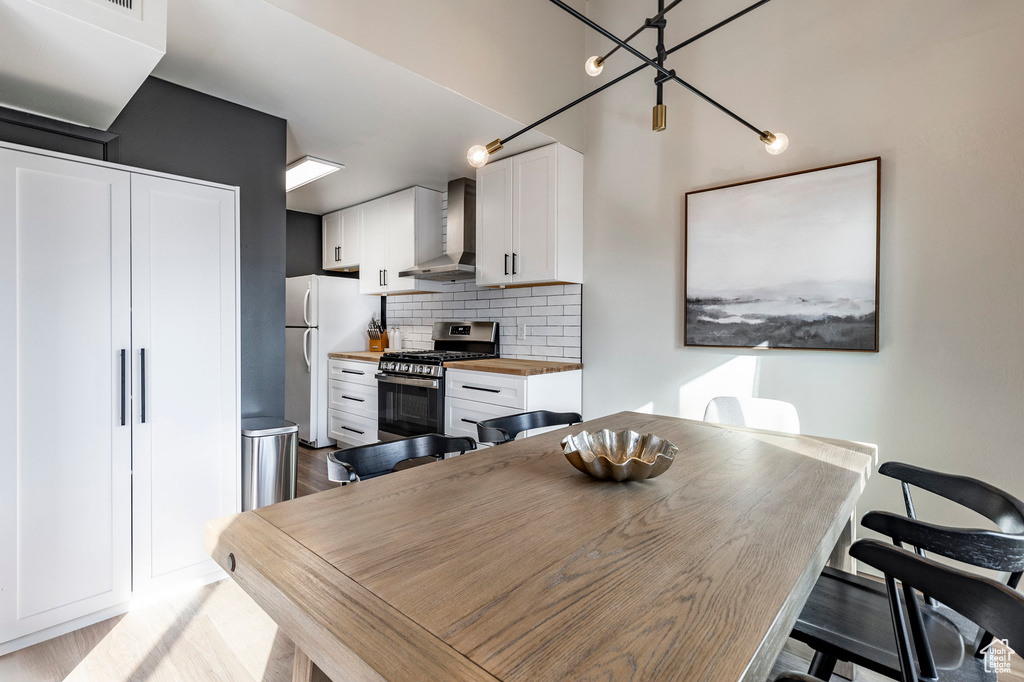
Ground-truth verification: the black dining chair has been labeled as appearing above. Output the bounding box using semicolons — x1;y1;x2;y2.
791;462;1024;680
476;410;583;444
779;539;1024;682
327;434;476;485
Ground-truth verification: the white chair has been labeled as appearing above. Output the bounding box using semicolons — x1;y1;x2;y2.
703;396;800;434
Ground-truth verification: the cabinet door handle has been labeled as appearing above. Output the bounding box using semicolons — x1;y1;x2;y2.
341;369;365;375
504;253;509;276
462;384;501;394
384;270;388;286
335;246;340;261
512;252;518;275
342;426;365;435
342;395;365;402
120;349;126;426
461;418;479;425
140;348;147;424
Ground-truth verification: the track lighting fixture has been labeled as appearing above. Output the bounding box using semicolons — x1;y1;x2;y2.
467;0;787;167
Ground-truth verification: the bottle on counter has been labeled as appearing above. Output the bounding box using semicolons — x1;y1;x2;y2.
389;327;402;350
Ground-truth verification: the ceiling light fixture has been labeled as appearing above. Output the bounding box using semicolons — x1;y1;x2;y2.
286;156;345;192
468;0;787;166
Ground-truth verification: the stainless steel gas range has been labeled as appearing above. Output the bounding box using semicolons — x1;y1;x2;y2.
376;321;498;441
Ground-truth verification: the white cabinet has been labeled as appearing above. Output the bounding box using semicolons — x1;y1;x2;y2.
322;205;360;272
444;368;582;443
327;358;379;447
0;144;239;653
475;143;583;288
0;147;133;650
129;174;239;598
358;186;444;295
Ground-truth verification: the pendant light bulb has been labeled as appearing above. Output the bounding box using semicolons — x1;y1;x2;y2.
467;139;503;169
467;145;489;168
585;55;605;77
762;131;789;155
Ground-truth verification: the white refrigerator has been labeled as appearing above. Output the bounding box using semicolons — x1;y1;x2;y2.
285;275;377;448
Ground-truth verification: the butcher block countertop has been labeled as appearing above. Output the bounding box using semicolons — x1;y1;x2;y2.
327;351;384;362
444;358;583;376
328;352;581;376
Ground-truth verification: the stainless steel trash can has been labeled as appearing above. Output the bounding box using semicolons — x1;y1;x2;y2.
241;417;298;511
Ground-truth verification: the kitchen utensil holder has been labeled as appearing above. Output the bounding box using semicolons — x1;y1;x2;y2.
369;331;389;352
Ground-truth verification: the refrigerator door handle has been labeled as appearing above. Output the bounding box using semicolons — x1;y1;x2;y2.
302;286;311;327
302;328;312;373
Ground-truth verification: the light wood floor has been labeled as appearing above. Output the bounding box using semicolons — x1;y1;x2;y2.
3;445;1023;682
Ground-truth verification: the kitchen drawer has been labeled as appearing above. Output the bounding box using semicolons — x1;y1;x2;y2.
446;369;526;409
329;380;377;420
328;409;378;447
328;358;377;387
445;396;523;441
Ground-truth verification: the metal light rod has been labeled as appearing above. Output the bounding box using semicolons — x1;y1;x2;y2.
499;0;774;147
599;0;686;63
549;0;767;137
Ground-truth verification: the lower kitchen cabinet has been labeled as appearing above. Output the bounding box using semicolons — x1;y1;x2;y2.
0;144;239;654
328;358;379;447
444;368;582;443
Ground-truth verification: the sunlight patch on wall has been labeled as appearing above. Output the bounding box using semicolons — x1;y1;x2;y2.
678;355;760;420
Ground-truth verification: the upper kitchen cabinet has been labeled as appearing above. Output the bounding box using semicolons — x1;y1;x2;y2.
358;186;444;295
476;143;583;288
322;205;360;272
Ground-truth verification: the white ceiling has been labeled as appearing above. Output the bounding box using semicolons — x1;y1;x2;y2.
152;0;553;215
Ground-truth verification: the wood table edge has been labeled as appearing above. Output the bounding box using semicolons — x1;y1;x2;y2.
205;513;500;682
738;445;873;682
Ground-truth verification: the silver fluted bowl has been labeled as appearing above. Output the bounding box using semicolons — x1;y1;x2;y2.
561;429;678;482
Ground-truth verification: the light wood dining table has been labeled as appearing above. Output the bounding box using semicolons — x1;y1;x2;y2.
206;411;875;682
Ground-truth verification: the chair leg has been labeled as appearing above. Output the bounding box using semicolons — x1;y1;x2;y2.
808;651;838;680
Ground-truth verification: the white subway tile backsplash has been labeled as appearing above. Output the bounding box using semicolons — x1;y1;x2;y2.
386;281;582;362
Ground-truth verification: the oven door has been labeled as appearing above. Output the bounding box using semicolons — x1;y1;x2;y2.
376;373;444;440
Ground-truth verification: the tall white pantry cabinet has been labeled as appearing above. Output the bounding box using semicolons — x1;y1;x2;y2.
0;143;240;654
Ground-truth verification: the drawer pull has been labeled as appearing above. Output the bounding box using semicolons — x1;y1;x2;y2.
342;426;365;435
342;395;365;402
342;369;365;375
461;418;479;425
462;384;501;394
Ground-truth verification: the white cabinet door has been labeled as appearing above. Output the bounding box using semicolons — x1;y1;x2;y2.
0;149;132;645
384;187;417;293
512;145;558;285
359;198;387;295
476;156;514;287
130;174;238;597
322;210;342;271
339;205;361;270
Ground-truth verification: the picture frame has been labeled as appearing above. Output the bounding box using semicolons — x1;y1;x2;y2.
684;157;881;352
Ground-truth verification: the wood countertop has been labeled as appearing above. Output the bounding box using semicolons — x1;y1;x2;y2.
207;411;874;682
445;358;582;376
327;351;384;362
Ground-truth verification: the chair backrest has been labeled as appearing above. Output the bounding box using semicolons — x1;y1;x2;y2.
328;434;476;483
476;410;583;444
703;396;800;434
850;539;1024;682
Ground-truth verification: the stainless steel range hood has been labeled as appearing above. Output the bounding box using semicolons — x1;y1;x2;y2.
399;178;476;281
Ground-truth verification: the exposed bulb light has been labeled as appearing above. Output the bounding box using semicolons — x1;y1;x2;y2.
286;156;344;192
466;139;504;169
585;55;605;77
760;131;789;155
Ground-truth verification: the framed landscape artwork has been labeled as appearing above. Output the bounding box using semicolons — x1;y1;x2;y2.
684;157;880;352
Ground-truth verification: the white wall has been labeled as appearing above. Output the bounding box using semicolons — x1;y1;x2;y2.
581;0;1024;532
261;0;588;151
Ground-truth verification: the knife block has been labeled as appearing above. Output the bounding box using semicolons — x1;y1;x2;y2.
368;331;389;352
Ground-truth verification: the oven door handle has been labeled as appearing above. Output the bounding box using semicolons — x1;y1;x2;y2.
375;373;440;389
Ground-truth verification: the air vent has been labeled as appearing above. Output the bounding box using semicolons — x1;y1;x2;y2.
84;0;142;19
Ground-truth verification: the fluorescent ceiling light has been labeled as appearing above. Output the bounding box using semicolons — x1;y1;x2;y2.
286;156;345;192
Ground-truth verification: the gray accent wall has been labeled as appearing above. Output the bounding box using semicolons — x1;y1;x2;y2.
107;77;287;419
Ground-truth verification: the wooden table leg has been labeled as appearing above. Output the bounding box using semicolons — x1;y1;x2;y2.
293;643;314;682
